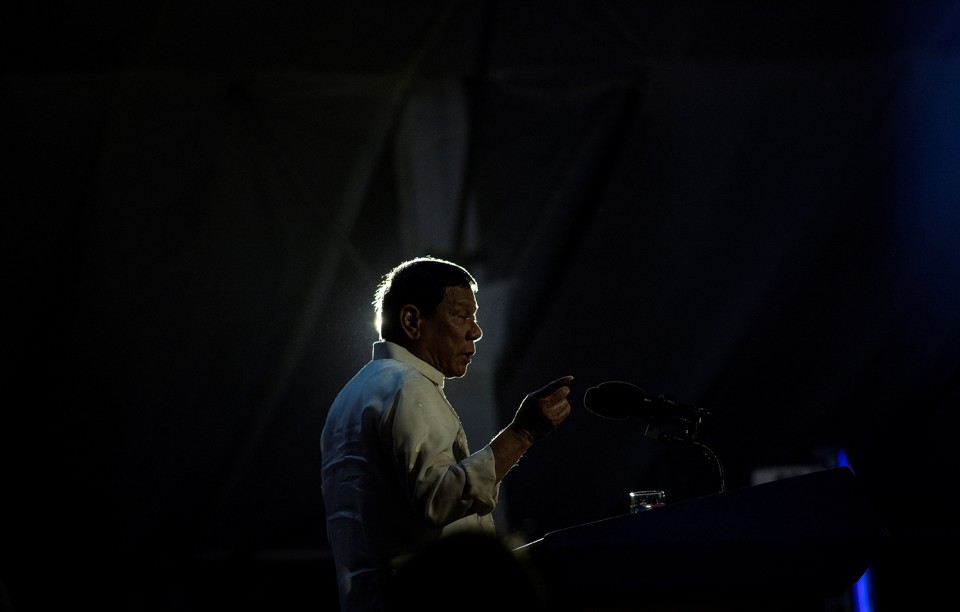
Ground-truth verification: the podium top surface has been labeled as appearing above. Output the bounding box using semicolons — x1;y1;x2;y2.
515;467;888;601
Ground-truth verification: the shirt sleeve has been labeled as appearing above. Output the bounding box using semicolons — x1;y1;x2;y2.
381;372;499;528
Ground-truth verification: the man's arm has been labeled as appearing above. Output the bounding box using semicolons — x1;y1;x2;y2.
489;375;574;482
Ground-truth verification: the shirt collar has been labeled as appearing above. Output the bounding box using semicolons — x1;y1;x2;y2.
372;340;445;388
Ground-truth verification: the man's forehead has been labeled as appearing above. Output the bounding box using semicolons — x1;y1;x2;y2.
444;286;478;308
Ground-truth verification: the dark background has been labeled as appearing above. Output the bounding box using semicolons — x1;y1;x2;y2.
3;2;959;610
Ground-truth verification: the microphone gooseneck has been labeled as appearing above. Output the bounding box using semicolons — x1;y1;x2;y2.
582;380;726;492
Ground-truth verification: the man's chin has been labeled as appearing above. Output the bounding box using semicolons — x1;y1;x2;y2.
445;365;468;378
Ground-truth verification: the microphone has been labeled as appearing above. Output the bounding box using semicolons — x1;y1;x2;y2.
583;381;710;442
582;380;649;420
584;381;725;491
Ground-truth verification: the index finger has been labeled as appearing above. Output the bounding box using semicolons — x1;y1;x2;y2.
536;375;574;397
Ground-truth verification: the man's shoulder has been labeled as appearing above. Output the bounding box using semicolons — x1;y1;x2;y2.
346;356;428;392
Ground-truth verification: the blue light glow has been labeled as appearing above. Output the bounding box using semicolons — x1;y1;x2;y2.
837;447;874;612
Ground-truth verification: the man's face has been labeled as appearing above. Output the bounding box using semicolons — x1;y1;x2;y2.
414;285;483;378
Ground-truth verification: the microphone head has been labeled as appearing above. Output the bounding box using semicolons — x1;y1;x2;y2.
583;381;647;419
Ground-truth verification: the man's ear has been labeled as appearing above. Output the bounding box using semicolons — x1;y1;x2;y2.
399;304;421;339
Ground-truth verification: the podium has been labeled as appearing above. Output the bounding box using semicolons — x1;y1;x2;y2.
514;467;889;610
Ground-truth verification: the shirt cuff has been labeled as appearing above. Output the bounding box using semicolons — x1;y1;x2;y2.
462;445;499;513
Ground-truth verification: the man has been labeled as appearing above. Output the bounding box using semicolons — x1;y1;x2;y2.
321;256;573;612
